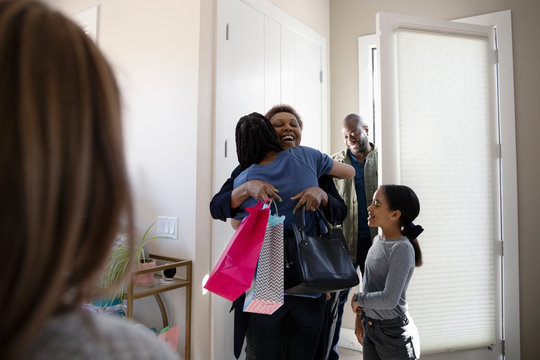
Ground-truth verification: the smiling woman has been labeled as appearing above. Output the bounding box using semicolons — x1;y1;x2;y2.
265;104;304;148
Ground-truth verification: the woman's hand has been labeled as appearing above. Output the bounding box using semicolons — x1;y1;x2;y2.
355;314;364;345
230;180;281;208
291;187;329;213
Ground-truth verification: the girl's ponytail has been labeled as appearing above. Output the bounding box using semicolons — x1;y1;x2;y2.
403;222;424;267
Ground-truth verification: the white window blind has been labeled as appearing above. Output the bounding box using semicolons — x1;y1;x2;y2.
394;29;498;353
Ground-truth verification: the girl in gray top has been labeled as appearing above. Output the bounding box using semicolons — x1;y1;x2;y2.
351;185;424;360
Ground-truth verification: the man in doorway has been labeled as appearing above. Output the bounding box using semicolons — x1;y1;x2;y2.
330;113;378;358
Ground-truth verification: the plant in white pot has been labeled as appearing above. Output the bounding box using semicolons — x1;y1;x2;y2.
99;222;167;307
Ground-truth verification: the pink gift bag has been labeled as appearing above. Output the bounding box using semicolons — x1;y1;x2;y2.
204;201;270;302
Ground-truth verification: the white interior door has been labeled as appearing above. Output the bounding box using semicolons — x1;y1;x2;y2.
281;27;325;151
214;1;267;358
213;1;329;358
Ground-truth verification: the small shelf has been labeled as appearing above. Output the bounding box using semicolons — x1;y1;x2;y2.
124;254;191;360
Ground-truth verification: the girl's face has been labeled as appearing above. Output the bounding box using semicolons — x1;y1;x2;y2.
367;187;399;228
269;112;302;149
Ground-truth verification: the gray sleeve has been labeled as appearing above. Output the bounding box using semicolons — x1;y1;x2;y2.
355;242;414;309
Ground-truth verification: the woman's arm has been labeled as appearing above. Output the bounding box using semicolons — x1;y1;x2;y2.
318;175;347;225
209;165;243;221
328;160;355;179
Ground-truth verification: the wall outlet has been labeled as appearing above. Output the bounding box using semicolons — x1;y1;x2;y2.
156;216;178;240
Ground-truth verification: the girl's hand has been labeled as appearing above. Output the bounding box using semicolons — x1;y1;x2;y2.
351;296;363;314
291;187;329;213
355;314;364;345
244;180;281;203
231;180;281;209
231;218;241;230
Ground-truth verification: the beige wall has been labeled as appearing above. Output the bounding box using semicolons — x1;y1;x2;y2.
269;0;330;39
330;0;540;358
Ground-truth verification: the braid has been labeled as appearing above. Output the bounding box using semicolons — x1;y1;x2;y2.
235;112;282;169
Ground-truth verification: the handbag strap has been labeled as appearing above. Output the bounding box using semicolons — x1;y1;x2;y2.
314;207;332;231
294;206;332;234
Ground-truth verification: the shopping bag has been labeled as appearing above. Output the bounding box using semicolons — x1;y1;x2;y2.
158;326;180;351
243;209;285;315
204;201;270;302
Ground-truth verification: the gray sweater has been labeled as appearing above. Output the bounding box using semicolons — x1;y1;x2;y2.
22;310;179;360
354;235;415;320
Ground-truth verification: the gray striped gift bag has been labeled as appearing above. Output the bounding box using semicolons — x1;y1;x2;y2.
243;210;285;315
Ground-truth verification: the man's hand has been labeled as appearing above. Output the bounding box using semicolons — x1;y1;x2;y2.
291;187;328;213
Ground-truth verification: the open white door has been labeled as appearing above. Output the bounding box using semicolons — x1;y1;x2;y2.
373;11;518;360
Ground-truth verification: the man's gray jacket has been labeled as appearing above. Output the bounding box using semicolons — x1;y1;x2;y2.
331;145;378;262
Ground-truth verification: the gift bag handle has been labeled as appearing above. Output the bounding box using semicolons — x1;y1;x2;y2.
263;198;279;216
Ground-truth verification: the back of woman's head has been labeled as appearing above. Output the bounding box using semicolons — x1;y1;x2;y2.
381;184;423;266
0;1;132;357
235;112;282;169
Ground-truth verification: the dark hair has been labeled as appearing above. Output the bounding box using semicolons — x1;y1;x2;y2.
235;112;283;169
264;104;303;129
0;1;133;357
381;185;423;266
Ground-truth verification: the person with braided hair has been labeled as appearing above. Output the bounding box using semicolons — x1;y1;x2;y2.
210;104;347;359
351;185;424;360
231;112;354;360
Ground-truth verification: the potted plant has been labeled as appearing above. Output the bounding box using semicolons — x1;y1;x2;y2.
98;222;167;307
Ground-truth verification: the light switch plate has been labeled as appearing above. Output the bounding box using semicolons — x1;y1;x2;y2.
156;216;178;240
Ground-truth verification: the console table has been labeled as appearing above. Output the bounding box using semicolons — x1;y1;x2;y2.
124;254;192;360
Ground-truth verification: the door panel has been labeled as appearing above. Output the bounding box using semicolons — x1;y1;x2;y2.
214;1;266;358
281;27;324;150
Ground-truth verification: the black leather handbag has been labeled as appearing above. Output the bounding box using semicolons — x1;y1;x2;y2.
284;207;359;294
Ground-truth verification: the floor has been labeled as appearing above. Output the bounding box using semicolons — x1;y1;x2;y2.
337;346;363;360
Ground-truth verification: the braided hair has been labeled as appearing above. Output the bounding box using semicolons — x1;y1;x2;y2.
235;112;283;169
381;184;424;266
